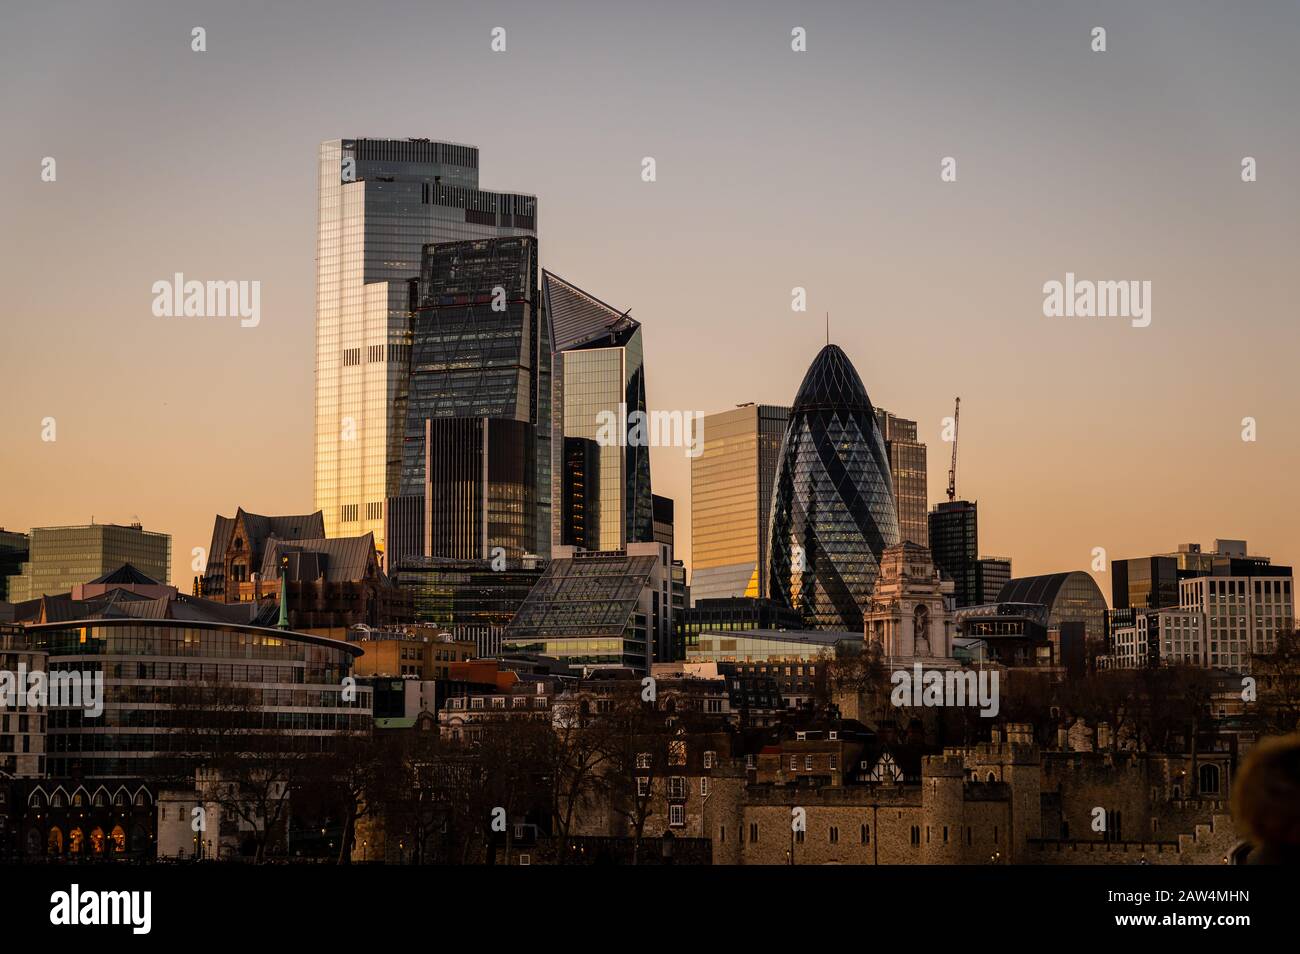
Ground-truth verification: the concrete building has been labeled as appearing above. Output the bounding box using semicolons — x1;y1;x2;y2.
0;624;45;778
1110;607;1204;669
1178;574;1293;671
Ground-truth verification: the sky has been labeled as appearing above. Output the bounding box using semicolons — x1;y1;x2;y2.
2;0;1298;597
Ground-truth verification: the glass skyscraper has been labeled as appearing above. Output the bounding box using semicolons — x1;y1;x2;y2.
929;500;979;608
390;236;550;562
768;345;900;631
314;138;537;557
690;403;789;601
544;271;653;551
874;408;928;547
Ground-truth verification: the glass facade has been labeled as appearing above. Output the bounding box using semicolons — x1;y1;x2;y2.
679;597;804;655
768;345;900;631
545;272;653;551
686;630;856;663
7;525;171;602
1111;555;1180;610
875;409;928;547
314;139;537;557
999;572;1109;649
0;529;30;602
502;548;661;672
392;556;544;629
394;237;549;561
690;404;789;601
929;501;979;608
975;556;1013;605
24;620;370;779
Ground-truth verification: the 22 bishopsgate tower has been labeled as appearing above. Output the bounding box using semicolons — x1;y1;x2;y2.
314;139;539;559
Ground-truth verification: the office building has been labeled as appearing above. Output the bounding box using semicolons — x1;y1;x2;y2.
953;603;1054;669
1110;608;1204;669
679;597;803;657
314;138;537;554
652;495;688;661
5;523;170;602
0;625;45;778
874;409;928;547
928;501;979;608
390;555;545;657
346;626;476;680
690;403;789;602
997;572;1109;651
975;557;1012;607
389;236;549;564
1177;571;1293;672
1111;555;1181;611
768;345;899;631
545;270;653;552
0;530;29;602
8;583;370;779
502;543;671;673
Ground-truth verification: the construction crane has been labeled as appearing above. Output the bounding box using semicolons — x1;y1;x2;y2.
946;397;961;503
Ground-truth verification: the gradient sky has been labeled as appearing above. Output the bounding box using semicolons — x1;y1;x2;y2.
2;0;1298;597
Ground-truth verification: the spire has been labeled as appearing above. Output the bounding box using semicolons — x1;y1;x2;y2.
277;555;290;630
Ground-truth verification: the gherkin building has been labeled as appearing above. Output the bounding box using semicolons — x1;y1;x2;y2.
767;345;900;630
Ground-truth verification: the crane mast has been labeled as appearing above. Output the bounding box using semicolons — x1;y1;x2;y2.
947;397;961;503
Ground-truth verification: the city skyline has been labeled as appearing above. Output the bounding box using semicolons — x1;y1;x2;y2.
3;0;1300;899
4;0;1300;596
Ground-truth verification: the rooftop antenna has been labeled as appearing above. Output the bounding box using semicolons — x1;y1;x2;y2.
825;312;830;346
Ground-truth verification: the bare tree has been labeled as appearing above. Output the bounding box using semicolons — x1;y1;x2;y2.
599;688;676;864
547;697;612;863
1252;630;1300;735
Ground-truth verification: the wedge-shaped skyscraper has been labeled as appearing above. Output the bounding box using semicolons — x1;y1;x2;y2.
768;345;900;630
544;271;653;551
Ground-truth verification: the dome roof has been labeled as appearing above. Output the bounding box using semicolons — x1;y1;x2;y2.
792;345;874;414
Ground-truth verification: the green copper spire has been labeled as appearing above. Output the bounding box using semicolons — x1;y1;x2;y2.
277;555;290;630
